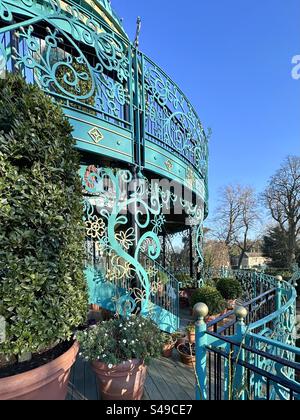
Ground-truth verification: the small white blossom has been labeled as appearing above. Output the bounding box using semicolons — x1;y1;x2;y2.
123;339;127;344
108;364;113;369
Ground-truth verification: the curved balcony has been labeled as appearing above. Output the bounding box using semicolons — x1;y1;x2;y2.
0;0;208;206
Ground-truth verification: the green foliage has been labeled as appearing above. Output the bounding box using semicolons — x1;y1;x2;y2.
77;316;165;366
0;74;88;359
158;270;169;285
216;278;243;300
186;323;195;333
162;333;175;345
264;268;292;280
191;286;227;316
176;273;194;288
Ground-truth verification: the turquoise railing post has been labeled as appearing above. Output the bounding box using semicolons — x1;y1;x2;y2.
194;303;209;401
275;275;283;311
233;306;248;400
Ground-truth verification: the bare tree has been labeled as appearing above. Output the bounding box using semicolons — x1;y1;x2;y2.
214;185;243;246
235;187;261;267
214;185;261;268
262;156;300;268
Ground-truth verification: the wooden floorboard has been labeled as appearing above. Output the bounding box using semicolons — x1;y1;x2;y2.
68;351;196;401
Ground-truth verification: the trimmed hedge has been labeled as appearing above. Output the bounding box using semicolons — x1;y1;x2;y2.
191;286;227;316
216;278;243;300
0;74;88;360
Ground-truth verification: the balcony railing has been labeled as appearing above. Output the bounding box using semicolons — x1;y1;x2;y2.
0;0;208;185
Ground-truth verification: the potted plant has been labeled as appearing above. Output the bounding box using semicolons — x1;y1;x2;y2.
0;74;88;400
162;333;175;358
177;343;195;367
172;331;188;349
216;278;243;309
191;286;227;323
186;324;196;344
77;316;164;400
177;274;195;308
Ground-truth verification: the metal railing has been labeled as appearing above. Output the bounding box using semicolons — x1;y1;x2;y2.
194;268;300;401
0;0;209;180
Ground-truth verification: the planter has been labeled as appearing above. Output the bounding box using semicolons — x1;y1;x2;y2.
177;343;196;368
0;341;79;400
187;329;195;344
92;359;147;400
227;299;237;310
173;333;188;349
162;342;175;358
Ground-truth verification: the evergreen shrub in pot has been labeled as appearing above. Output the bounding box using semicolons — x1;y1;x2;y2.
191;286;227;321
0;74;88;400
216;278;243;309
77;316;165;400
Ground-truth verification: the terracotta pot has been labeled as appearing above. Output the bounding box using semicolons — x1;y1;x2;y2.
187;329;195;344
177;344;195;368
174;334;188;349
227;299;237;310
0;341;79;400
162;342;175;358
92;359;147;401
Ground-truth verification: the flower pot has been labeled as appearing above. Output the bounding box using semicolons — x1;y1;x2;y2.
0;341;79;400
177;343;195;368
173;334;188;349
162;342;175;358
92;359;147;400
187;330;195;344
227;299;237;310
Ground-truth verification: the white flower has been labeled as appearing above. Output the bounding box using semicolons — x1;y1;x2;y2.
123;339;127;344
104;333;108;337
123;328;127;331
119;324;123;328
79;352;82;357
108;364;113;369
103;354;107;358
131;340;135;344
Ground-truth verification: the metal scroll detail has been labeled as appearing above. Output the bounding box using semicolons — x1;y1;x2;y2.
81;165;204;331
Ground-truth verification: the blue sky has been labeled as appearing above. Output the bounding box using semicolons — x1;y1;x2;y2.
112;0;300;220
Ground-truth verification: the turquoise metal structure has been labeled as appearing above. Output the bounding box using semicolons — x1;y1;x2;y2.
195;267;300;400
1;1;298;399
0;0;208;333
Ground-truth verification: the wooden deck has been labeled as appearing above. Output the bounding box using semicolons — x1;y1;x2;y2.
67;351;196;401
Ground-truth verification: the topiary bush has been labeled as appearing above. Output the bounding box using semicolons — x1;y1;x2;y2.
216;278;243;301
191;286;227;316
0;74;88;364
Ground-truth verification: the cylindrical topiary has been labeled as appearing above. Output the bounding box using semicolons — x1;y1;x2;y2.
191;286;227;316
0;74;88;366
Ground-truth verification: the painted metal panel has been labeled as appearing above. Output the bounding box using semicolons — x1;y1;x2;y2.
65;108;134;163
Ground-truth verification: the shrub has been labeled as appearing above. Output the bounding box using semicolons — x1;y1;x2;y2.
176;274;194;288
191;286;227;316
77;316;165;366
158;271;169;285
216;278;243;300
0;74;88;362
